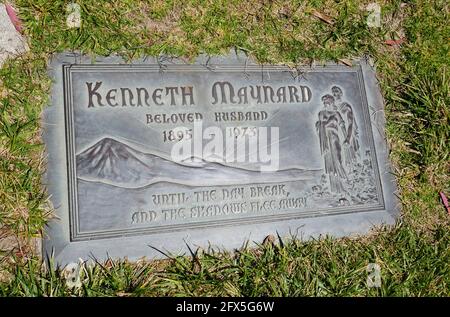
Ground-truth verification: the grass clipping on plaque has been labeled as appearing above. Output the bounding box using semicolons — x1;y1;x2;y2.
0;0;449;295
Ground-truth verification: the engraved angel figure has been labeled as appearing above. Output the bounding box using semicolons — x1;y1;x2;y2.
332;86;360;168
316;94;348;193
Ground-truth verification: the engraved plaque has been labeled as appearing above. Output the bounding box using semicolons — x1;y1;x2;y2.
43;53;399;264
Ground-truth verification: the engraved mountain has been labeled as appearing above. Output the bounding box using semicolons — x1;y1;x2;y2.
76;138;156;188
76;137;319;189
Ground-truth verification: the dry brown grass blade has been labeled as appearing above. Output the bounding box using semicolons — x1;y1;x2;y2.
311;9;334;25
338;58;353;66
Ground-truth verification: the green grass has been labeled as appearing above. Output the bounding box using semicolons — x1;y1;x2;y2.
1;223;449;296
0;0;449;296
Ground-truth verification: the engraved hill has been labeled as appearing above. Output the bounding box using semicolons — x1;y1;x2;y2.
76;138;320;189
76;138;156;188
